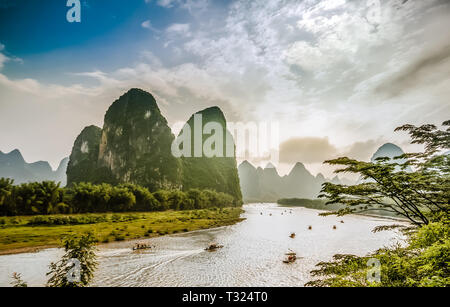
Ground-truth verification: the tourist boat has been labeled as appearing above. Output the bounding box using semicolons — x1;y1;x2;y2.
132;243;153;251
205;243;224;251
283;251;297;264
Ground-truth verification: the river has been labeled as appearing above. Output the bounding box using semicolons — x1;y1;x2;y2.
0;204;407;287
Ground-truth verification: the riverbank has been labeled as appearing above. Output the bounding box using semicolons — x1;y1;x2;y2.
0;204;407;287
0;208;244;255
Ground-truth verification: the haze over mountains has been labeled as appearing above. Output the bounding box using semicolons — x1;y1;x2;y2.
238;143;413;203
371;143;407;163
0;150;68;185
0;90;413;203
238;161;342;202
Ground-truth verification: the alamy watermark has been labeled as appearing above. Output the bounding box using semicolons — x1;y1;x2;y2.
171;114;280;165
367;258;381;283
66;258;81;283
66;0;81;23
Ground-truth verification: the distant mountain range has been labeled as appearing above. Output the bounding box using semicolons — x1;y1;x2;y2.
0;149;68;185
239;143;409;203
0;104;415;203
238;161;346;203
371;143;406;163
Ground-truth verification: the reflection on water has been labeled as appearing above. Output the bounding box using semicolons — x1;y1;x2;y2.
0;204;407;287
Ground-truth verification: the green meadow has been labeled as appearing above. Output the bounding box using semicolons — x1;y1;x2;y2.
0;208;244;254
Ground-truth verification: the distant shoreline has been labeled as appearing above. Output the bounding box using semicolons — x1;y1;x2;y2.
245;201;409;223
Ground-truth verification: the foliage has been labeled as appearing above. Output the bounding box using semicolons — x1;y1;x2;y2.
309;121;449;287
306;219;450;287
319;121;449;226
0;178;14;216
46;233;98;287
0;181;240;216
119;183;159;212
26;214;114;226
9;181;64;216
10;272;27;287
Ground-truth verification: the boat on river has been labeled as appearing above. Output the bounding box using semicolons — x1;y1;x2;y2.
283;251;297;264
205;243;224;252
132;243;153;251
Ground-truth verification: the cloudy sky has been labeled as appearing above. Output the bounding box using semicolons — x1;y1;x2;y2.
0;0;449;178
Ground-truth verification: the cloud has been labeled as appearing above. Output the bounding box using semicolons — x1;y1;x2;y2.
375;44;450;98
1;0;450;170
0;53;8;70
279;137;338;164
0;43;8;69
0;43;24;70
166;23;191;36
340;139;383;161
157;0;175;8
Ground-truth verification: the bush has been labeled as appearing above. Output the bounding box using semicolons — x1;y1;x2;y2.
120;184;160;211
0;180;240;216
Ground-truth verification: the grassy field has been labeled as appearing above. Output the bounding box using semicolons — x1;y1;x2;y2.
0;208;244;254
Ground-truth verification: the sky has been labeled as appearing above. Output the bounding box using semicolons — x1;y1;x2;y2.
0;0;449;178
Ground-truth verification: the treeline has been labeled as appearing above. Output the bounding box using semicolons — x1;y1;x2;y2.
0;178;240;216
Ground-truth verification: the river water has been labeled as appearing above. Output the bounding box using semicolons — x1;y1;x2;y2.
0;204;407;287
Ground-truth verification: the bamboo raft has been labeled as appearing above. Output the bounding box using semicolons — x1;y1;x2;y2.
205;243;224;252
132;243;154;251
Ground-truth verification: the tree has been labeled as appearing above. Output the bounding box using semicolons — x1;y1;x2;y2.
308;120;449;287
15;181;64;215
153;190;171;211
168;190;188;211
319;121;449;227
119;183;160;212
11;272;28;287
0;178;14;216
69;183;112;213
46;233;97;287
108;187;136;212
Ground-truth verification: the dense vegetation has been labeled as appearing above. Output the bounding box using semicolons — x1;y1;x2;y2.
12;233;98;287
46;233;97;287
0;180;240;217
307;120;449;287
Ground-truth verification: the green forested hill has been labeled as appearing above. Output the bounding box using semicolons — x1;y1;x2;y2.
66;89;241;203
178;107;242;203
